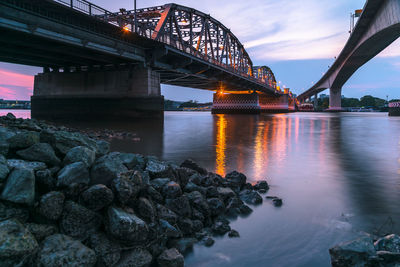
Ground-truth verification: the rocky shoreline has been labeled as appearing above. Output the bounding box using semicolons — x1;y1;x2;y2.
0;113;271;266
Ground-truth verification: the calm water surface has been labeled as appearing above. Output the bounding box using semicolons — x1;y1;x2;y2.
2;110;400;267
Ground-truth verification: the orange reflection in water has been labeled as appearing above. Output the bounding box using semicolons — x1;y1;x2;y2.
254;123;265;180
215;114;227;176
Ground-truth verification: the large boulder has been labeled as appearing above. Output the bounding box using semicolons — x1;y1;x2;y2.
145;159;174;179
374;234;400;253
157;248;184;267
40;130;99;156
88;232;121;267
239;189;263;205
116;248;153;267
25;223;58;242
7;131;40;150
60;201;102;241
39;191;65;220
329;236;376;267
217;187;236;201
91;153;128;186
180;159;207;175
111;176;136;204
16;143;61;166
37;234;96;267
207;198;225;216
225;171;247;190
119;153;146;170
0;201;29;222
186;191;209;216
1;167;35;205
81;184;114;211
162;181;182;199
7;159;46;171
63;146;96;167
165;195;192;218
107;206;149;244
0;219;38;266
136;197;156;222
57;162;90;187
159;219;182;238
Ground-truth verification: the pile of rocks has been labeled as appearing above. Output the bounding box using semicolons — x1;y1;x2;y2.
329;234;400;266
0;113;267;266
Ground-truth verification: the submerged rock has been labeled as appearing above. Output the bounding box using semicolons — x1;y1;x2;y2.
38;234;96;267
374;234;400;253
329;236;376;267
239;189;263;205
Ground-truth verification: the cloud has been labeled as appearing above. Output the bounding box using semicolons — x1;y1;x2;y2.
0;69;34;100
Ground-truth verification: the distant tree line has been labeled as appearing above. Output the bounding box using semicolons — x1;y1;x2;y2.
178;100;212;108
317;95;397;109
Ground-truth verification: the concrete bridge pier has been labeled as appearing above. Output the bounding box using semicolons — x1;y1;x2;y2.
211;93;260;114
328;87;342;112
259;93;290;113
389;102;400;116
31;66;164;120
314;94;318;109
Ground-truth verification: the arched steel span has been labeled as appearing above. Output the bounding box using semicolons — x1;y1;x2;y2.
101;3;275;90
253;66;277;88
297;0;400;103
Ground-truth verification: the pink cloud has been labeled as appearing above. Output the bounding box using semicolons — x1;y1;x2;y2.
0;86;17;99
0;69;34;100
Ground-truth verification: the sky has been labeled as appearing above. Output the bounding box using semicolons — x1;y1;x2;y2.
1;0;400;102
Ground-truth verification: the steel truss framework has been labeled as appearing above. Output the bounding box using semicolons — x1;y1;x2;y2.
100;3;277;90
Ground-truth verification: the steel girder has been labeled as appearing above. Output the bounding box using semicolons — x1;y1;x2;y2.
252;66;277;88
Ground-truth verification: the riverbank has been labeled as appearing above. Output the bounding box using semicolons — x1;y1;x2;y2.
0;113;271;266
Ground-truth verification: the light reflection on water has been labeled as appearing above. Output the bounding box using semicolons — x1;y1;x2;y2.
2;110;400;266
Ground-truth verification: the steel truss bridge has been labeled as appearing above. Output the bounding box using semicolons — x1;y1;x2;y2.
0;0;282;95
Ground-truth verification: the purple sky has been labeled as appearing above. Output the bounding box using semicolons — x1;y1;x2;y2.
1;0;399;101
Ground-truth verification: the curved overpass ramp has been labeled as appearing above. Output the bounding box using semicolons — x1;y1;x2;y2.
298;0;400;110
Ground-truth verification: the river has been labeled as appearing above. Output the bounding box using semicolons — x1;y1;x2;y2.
1;110;400;266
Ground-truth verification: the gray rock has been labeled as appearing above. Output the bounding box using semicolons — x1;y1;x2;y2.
159;219;182;238
7;131;40;149
375;234;400;253
7;159;46;171
117;248;152;267
157;248;184;267
111;176;136;204
146;159;174;179
166;195;192;218
39;191;65;220
81;184;114;211
217;187;236;200
57;162;90;187
0;154;6;165
35;169;56;193
5;112;16;119
136;197;156;222
107;206;149;244
0;162;9;183
180;159;207;175
16;143;61;166
207;198;225;216
88;232;121;267
0;219;38;266
1;168;35;205
254;180;269;191
25;223;57;242
228;229;240;238
163;181;182;199
329;235;376;267
212;221;231;235
239;189;263;205
225;171;247;190
0;141;8;156
157;204;178;225
187;191;210;216
151;178;171;192
91;153;128;186
273;198;283;207
119;153;146;170
147;186;164;203
174;167;195;188
239;204;253;215
200;236;215;247
63;146;96;167
184;181;205;194
38;234;96;267
96;139;110;156
0;201;29;222
206;186;219;198
60;201;102;241
41;130;99;156
225;197;244;217
169;238;197;254
177;217;194;235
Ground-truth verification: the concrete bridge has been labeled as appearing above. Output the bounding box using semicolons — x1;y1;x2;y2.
297;0;400;115
0;0;295;119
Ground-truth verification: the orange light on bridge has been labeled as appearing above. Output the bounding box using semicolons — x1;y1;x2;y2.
123;26;130;32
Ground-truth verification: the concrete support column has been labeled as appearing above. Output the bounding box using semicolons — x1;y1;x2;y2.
259;93;289;113
389;102;400;116
314;93;318;109
211;93;260;114
329;87;342;111
31;66;164;120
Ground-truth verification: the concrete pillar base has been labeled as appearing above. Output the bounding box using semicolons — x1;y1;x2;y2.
31;95;164;120
259;93;289;113
389;102;400;116
211;93;261;114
